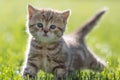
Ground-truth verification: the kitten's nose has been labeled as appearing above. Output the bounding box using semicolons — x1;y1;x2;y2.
44;30;48;33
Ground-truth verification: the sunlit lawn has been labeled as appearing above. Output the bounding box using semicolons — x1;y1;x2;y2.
0;0;120;79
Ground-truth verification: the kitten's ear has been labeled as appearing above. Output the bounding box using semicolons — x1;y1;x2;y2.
28;4;36;18
62;9;71;20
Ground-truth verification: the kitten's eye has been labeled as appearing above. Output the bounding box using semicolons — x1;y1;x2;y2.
50;25;56;29
37;23;43;28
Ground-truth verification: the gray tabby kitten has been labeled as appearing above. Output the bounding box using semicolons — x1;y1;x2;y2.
21;4;107;80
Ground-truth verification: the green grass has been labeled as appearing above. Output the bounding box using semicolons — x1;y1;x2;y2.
0;0;120;80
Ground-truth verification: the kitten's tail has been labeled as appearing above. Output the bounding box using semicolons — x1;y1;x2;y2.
73;7;108;39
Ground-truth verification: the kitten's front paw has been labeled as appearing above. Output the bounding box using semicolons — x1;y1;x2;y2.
22;68;37;79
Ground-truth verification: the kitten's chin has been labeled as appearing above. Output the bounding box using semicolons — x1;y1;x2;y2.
35;36;59;44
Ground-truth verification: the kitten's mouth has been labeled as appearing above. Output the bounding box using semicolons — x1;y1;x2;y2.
43;34;48;37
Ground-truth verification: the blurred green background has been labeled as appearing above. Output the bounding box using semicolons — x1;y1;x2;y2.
0;0;120;79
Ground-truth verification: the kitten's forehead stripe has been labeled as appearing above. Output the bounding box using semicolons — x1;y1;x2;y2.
40;9;60;22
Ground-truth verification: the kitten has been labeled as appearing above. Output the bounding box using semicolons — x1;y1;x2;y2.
21;4;107;80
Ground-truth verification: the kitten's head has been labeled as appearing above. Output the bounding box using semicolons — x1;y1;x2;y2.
27;4;70;43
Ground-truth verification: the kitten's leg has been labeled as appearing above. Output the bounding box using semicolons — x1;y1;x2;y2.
53;68;68;80
88;57;106;72
21;59;39;79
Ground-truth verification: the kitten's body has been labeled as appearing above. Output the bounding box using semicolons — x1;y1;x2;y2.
22;5;107;80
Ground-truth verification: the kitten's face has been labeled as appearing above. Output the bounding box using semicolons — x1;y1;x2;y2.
27;5;70;43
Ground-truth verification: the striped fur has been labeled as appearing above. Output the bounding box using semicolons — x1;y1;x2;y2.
21;4;107;80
